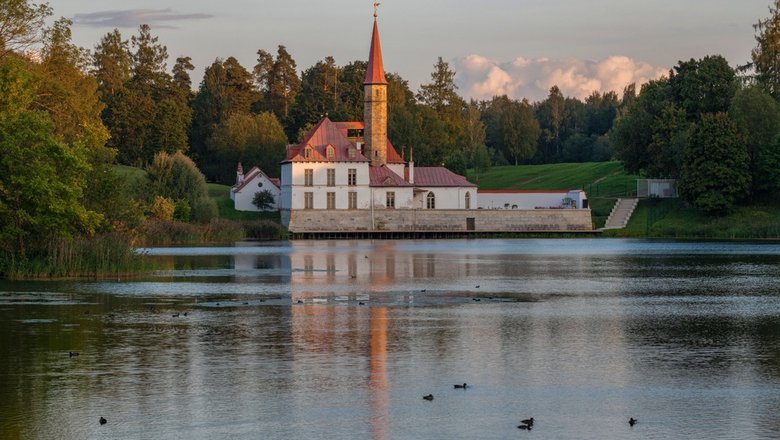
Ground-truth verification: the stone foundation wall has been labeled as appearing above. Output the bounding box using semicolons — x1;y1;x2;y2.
285;209;592;233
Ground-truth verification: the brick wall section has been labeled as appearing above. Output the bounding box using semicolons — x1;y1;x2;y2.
286;209;593;232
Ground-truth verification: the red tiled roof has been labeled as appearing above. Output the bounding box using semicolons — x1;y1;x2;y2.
232;166;279;192
364;19;387;85
283;117;405;165
283;118;369;163
369;166;413;187
413;167;477;187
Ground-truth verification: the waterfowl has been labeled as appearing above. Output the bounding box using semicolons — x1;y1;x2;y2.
475;285;480;288
629;417;637;427
99;417;107;425
358;302;365;305
422;394;434;401
517;424;532;430
172;313;180;317
521;417;534;426
454;383;468;389
69;351;79;358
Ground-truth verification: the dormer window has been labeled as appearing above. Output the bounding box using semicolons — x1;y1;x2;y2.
304;146;313;159
326;145;335;159
348;148;356;159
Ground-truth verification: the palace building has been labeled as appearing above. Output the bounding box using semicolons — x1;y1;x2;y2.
239;11;593;236
278;16;479;229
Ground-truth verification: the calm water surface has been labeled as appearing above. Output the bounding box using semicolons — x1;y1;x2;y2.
1;239;780;439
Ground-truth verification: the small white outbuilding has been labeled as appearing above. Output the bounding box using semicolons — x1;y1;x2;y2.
231;163;281;212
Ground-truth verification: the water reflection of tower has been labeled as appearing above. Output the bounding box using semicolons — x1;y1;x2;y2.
370;307;389;440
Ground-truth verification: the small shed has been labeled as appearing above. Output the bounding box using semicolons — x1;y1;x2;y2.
637;179;678;198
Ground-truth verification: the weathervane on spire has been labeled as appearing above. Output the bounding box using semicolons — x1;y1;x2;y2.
374;1;380;18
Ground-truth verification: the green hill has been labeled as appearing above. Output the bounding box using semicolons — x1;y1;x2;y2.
468;162;638;228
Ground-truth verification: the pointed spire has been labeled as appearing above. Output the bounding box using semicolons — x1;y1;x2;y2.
364;16;388;85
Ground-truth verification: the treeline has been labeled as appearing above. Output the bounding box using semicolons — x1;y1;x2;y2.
91;26;633;183
612;1;780;214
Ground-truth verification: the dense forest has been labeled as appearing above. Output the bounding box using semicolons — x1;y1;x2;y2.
3;0;780;276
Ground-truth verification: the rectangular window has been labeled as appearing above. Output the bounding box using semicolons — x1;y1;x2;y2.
348;168;357;186
386;192;395;209
304;169;313;186
327;168;335;187
304;192;313;209
348;191;357;209
327;192;336;210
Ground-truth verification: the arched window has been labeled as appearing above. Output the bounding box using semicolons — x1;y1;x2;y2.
426;192;436;209
465;192;471;209
326;145;335;159
304;146;313;159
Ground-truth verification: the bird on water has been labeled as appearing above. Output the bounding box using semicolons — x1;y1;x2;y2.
422;394;434;401
69;351;79;358
629;417;637;427
521;417;534;427
99;417;107;425
454;383;468;389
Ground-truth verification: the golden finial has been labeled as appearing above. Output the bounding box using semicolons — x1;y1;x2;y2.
374;2;380;18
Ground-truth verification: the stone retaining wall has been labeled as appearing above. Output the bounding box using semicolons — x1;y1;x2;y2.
284;209;592;233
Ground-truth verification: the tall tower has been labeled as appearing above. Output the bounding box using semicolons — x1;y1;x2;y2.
363;11;388;167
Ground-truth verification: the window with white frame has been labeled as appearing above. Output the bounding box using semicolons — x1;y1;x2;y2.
327;168;335;186
426;192;435;209
304;169;313;186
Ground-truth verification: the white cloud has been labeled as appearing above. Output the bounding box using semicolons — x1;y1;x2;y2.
455;54;668;102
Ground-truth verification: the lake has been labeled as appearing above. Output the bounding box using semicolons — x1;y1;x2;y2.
1;239;779;439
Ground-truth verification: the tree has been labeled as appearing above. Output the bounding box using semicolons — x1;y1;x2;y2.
256;45;300;121
288;56;340;135
0;57;100;256
173;56;194;91
146;151;217;223
191;56;260;171
0;0;52;59
100;25;190;165
729;86;780;194
206;112;287;182
679;113;750;214
611;79;674;175
747;1;780;98
417;57;465;151
252;190;276;211
669;55;738;119
92;29;131;99
501;99;540;165
536;86;565;162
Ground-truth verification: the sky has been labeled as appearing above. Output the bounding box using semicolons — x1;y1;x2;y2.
50;0;773;102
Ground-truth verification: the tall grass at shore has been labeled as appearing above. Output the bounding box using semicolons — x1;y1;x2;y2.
0;234;151;279
138;218;283;246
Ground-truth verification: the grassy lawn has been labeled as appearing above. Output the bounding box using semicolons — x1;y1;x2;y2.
469;161;639;228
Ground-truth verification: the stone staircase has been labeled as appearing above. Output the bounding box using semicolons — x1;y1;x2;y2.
602;198;639;230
